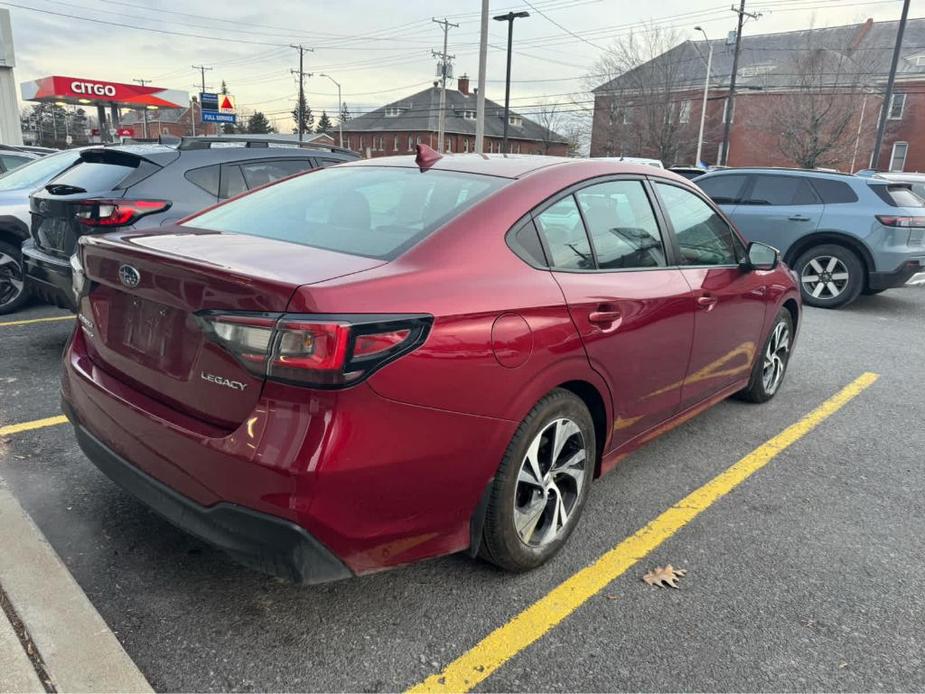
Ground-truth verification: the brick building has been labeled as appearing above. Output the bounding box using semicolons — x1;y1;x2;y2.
342;76;569;157
590;19;925;172
119;101;220;139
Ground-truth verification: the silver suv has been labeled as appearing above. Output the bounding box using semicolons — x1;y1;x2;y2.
695;168;925;308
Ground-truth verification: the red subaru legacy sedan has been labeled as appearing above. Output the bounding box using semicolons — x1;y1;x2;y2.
62;148;800;583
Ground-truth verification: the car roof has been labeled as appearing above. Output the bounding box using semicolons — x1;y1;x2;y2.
872;171;925;182
698;167;857;180
341;153;675;180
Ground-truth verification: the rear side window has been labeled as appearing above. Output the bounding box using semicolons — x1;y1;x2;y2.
0;154;31;171
574;180;665;269
870;183;925;208
534;196;593;270
811;178;859;204
240;159;314;188
185;165;220;197
187;166;506;260
219;165;247;199
696;174;748;204
746;175;819;205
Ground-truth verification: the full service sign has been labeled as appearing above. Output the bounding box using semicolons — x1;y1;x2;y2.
200;91;236;124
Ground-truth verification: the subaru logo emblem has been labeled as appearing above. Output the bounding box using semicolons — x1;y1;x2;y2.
118;264;141;289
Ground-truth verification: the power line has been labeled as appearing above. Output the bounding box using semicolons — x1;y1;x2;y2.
520;0;609;51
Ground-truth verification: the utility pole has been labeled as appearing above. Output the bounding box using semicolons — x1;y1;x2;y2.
871;0;911;170
191;65;212;138
719;1;759;166
475;0;489;154
133;78;150;139
290;44;314;142
432;18;458;153
494;11;529;154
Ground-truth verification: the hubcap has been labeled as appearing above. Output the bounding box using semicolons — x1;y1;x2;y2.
801;256;849;300
514;418;587;547
0;251;24;308
762;320;791;395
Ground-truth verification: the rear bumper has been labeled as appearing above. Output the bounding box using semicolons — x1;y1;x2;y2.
868;258;925;290
22;240;75;311
64;399;352;584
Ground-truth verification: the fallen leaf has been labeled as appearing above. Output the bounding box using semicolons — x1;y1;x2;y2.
643;564;687;588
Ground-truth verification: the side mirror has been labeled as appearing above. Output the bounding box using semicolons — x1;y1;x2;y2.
743;241;780;271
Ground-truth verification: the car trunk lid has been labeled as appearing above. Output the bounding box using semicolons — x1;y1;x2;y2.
77;228;385;428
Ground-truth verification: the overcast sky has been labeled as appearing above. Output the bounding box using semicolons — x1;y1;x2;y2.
6;0;923;130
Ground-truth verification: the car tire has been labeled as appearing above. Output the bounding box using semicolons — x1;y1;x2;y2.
794;244;863;309
736;308;793;404
479;389;596;572
862;287;887;296
0;240;30;315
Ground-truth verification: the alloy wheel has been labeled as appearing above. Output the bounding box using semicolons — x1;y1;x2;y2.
762;320;791;395
0;250;24;309
513;417;588;547
801;256;849;300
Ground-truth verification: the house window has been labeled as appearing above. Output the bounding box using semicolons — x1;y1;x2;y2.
508;115;522;127
463;138;469;153
463;110;476;119
360;136;365;150
622;108;631;125
888;93;906;120
385;107;402;117
446;138;453;153
408;135;413;151
722;98;734;124
916;55;925;67
889;141;908;172
393;136;399;152
679;100;692;124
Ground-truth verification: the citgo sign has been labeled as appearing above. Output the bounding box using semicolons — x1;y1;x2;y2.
69;81;117;97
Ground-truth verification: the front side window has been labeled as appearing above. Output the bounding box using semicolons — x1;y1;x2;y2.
745;175;819;206
656;182;739;266
188;167;507;260
696;174;748;205
574;180;666;269
534;196;593;270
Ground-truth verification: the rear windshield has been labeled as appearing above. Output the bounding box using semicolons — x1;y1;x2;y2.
185;166;508;259
47;159;138;192
870;183;925;208
0;149;81;191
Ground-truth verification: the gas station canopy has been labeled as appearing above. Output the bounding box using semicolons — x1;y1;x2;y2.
20;75;188;108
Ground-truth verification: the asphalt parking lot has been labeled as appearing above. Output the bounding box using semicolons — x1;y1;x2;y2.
1;286;924;693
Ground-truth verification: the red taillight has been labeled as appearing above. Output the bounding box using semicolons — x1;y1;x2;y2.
199;313;431;388
76;199;171;227
876;214;925;228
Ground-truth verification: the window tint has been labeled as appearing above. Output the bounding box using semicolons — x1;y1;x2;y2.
696;174;747;204
534;196;593;270
240;158;314;189
746;175;819;206
811;178;859;204
574;180;665;269
185;165;221;197
870;183;925;208
219;164;247;199
656;182;739;266
509;220;547;266
47;160;137;192
188;167;506;260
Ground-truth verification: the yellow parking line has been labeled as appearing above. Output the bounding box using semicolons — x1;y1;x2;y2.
0;415;69;438
408;372;879;694
0;315;73;328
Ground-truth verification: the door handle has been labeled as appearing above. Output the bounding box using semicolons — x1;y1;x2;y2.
788;215;811;222
696;294;718;311
589;309;622;324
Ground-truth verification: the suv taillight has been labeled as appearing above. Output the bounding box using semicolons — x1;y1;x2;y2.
875;215;925;228
76;199;171;227
198;313;431;388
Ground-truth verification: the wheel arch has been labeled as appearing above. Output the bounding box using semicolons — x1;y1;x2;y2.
557;379;608;477
782;297;799;332
783;231;874;285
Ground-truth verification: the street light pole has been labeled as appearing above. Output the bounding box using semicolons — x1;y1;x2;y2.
318;73;343;148
493;12;529;154
694;27;712;166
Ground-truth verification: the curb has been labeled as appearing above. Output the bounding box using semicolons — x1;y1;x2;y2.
0;483;153;693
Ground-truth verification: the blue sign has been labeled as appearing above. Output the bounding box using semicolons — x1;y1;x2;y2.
202;112;236;124
200;92;219;111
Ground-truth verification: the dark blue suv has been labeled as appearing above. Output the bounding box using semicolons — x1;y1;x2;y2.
695;168;925;308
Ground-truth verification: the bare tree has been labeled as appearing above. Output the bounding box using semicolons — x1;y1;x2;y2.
588;25;692;164
534;99;565;154
762;34;876;169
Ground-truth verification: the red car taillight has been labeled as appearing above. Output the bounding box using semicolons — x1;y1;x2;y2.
199;313;432;388
76;199;171;227
875;214;925;228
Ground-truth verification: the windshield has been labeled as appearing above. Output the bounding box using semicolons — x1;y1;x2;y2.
0;150;82;192
186;166;508;260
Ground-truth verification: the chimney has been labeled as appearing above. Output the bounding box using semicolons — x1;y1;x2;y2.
849;18;874;52
458;74;470;95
